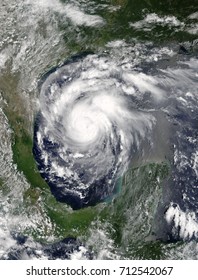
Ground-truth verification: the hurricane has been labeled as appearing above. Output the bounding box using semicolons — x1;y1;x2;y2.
33;53;157;209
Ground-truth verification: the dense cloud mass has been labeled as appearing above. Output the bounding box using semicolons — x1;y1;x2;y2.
33;54;156;209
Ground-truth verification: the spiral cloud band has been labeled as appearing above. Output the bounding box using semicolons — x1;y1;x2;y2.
33;54;156;209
